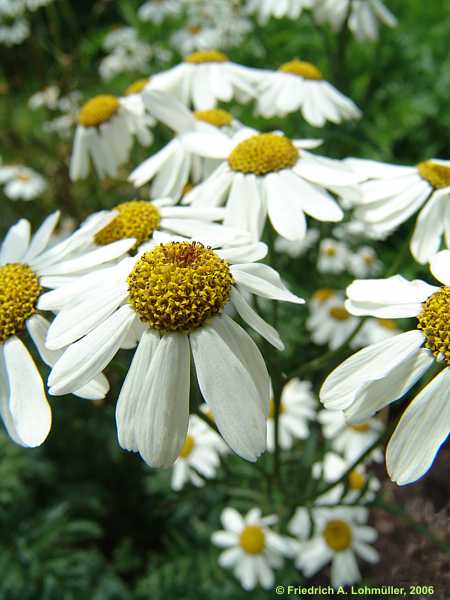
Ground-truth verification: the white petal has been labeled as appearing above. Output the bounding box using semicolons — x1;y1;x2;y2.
1;219;30;264
24;211;60;263
430;250;450;285
143;89;195;133
285;170;343;222
216;242;267;264
410;192;446;263
265;173;306;241
231;263;304;304
221;507;244;533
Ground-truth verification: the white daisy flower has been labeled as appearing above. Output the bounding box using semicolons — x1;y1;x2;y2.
170;24;223;56
347;157;450;263
43;238;304;466
320;263;450;484
129;90;241;202
352;316;400;347
332;218;390;241
0;165;46;201
318;408;384;463
0;0;25;17
267;378;316;451
256;58;361;127
212;507;293;590
152;50;259;110
99;27;153;81
274;228;319;258
183;129;359;242
348;245;382;278
309;287;338;312
314;0;397;41
292;507;379;587
171;414;223;490
138;0;181;23
317;238;350;274
307;292;360;351
0;213;134;447
28;85;60;110
69;94;153;181
245;0;313;24
0;18;29;46
313;452;381;503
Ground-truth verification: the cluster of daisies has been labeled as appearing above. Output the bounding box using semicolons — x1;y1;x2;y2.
0;0;53;46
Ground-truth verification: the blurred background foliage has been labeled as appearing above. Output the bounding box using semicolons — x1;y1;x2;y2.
0;1;449;598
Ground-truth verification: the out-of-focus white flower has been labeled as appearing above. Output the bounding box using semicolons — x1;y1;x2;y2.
170;24;222;56
0;165;46;200
314;0;397;41
171;415;223;490
317;238;350;274
212;507;293;590
267;378;316;451
257;59;361;127
0;18;29;46
307;292;360;351
28;85;60;110
274;228;319;258
0;0;25;17
245;0;313;24
348;246;382;278
99;27;152;81
353;317;400;347
138;0;181;23
332;218;391;241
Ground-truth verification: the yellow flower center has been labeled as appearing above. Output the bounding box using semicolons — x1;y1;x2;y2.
17;174;31;182
313;288;334;304
189;25;202;34
239;525;266;555
179;434;195;458
194;109;233;128
350;423;370;433
279;59;323;81
377;318;397;331
228;133;299;176
124;78;150;96
94;200;161;251
78;95;119;127
323;245;337;257
128;242;234;333
329;306;350;321
184;50;228;64
0;263;42;344
417;160;450;189
348;469;366;491
268;399;286;419
417;286;450;365
323;519;352;552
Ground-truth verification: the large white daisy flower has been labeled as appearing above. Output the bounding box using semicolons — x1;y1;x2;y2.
150;50;259;110
256;59;361;127
69;93;153;181
43;238;304;466
291;507;379;587
267;378;316;451
183;128;359;242
0;213;134;447
314;0;397;41
320;261;450;484
212;507;293;590
245;0;313;24
171;415;223;490
0;165;46;201
129;90;241;202
346;157;450;263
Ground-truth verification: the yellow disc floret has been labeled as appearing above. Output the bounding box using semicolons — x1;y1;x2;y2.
194;109;233;128
329;306;350;321
185;50;228;64
239;525;266;555
313;288;335;304
268;398;286;419
323;519;352;552
377;318;398;331
348;469;366;491
179;434;195;458
124;78;150;96
78;95;119;127
417;286;450;365
94;200;161;251
128;242;234;333
228;133;299;176
417;160;450;189
350;423;370;433
279;59;323;81
0;263;42;344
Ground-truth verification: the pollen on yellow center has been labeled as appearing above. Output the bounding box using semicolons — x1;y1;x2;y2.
179;434;195;458
350;423;370;433
268;399;286;419
228;133;299;176
348;469;366;491
94;200;161;251
124;78;150;96
323;519;352;552
313;288;335;304
194;109;233;128
417;160;450;189
184;50;228;64
127;242;234;333
78;95;119;127
239;525;266;555
329;306;350;321
417;286;450;365
279;59;323;81
0;263;42;344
